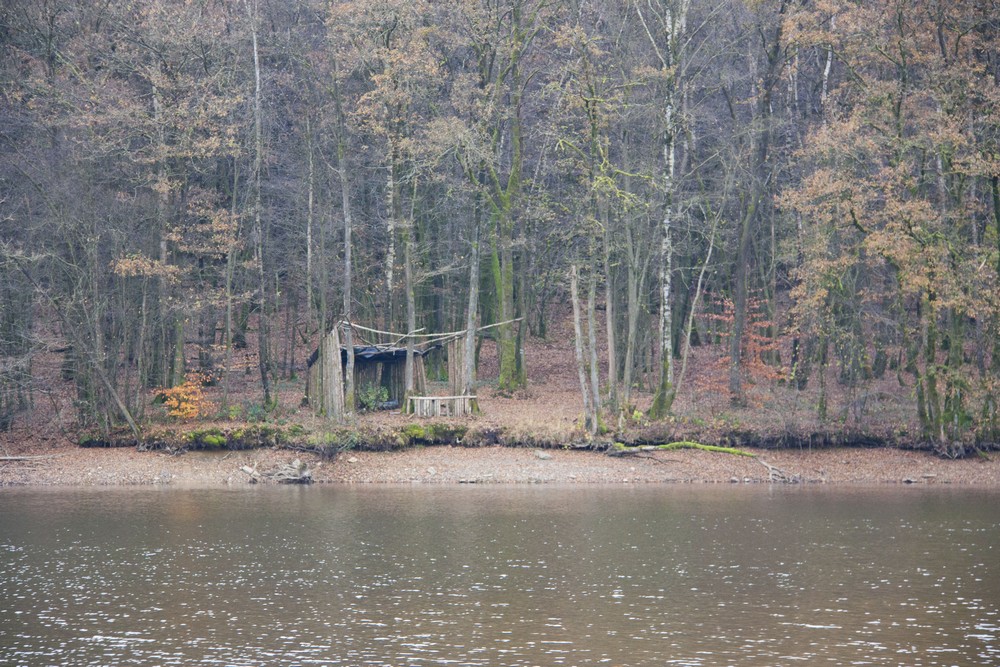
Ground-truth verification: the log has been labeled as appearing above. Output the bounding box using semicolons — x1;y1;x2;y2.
0;454;64;461
609;442;755;457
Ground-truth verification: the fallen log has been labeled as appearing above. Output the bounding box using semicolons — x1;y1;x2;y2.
0;454;65;461
609;442;800;484
609;441;755;457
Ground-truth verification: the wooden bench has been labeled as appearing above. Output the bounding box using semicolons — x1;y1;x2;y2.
408;395;478;417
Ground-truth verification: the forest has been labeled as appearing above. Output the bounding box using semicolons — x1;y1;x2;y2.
1;0;998;450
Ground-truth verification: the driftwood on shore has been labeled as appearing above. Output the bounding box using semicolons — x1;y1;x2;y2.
756;458;800;483
608;441;755;457
268;459;313;484
240;459;312;484
609;441;800;483
0;454;64;462
240;464;262;483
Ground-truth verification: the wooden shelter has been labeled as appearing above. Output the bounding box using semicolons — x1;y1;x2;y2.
347;343;430;408
306;324;430;417
307;319;519;422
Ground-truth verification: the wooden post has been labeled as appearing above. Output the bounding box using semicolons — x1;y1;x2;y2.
320;326;345;422
448;338;464;396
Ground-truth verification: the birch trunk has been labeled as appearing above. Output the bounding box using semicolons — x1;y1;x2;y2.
603;208;618;413
636;0;688;419
244;0;271;406
385;146;399;333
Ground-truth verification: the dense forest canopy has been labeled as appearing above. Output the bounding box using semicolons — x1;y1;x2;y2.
1;0;998;446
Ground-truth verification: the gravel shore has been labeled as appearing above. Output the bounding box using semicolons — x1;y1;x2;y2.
2;443;998;487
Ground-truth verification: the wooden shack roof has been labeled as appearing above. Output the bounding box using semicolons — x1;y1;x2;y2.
344;345;438;363
307;344;437;369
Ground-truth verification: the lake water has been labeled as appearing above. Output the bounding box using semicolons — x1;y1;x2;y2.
1;486;998;666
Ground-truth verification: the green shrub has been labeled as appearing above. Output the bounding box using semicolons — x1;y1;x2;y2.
357;384;389;412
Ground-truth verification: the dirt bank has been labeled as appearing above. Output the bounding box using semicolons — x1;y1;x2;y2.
2;441;998;488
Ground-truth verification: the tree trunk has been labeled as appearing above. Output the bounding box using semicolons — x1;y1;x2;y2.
332;58;355;415
305;116;315;341
222;162;239;409
245;0;271;407
586;260;601;422
675;213;718;397
463;210;481;396
385;145;400;333
316;325;345;422
403;179;417;402
728;0;787;405
571;264;596;434
638;0;689;419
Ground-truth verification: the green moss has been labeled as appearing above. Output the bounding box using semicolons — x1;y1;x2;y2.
202;434;226;448
426;423;468;442
185;428;228;450
398;422;470;446
654;441;756;457
612;441;756;458
401;424;427;441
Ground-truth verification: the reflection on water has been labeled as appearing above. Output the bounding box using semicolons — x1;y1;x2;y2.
1;486;998;666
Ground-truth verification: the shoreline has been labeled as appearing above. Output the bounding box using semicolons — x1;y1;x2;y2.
2;442;999;488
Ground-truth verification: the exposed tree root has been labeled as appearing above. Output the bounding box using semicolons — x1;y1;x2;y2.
756;458;800;483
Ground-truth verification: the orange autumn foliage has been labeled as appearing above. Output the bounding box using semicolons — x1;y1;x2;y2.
157;372;213;420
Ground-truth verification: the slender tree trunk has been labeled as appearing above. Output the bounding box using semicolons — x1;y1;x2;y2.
675;213;718;396
728;0;786;405
637;0;688;419
603;240;618;412
245;0;271;406
222;162;239;409
623;254;640;409
729;200;755;404
332;58;355;415
403;178;417;401
992;176;1000;373
463;209;481;396
152;83;176;389
305;116;315;340
586;261;601;420
172;318;184;386
571;264;595;434
385;146;399;333
495;8;527;393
